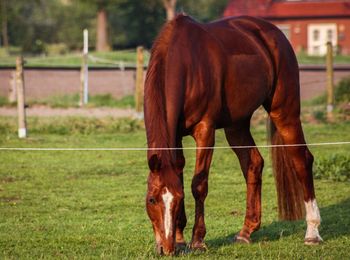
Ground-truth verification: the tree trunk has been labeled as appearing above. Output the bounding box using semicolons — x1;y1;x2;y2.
162;0;177;21
96;8;109;52
0;0;9;47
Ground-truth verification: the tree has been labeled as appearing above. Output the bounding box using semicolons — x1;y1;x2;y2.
108;0;165;48
177;0;228;22
0;0;9;47
96;0;110;51
162;0;176;21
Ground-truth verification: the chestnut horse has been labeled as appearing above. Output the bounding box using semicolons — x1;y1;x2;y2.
144;14;322;256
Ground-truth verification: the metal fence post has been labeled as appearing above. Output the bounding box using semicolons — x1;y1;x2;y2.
80;29;89;106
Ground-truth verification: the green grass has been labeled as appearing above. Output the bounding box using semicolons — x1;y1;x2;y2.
297;53;350;65
0;50;150;68
0;117;349;258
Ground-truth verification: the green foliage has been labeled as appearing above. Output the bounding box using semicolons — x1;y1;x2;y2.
178;0;228;22
0;116;144;135
312;110;326;122
305;77;350;107
89;94;135;108
335;77;350;104
0;96;9;106
1;0;232;52
46;43;69;55
314;154;350;182
107;0;166;48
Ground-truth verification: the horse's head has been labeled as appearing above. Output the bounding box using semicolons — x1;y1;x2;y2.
146;154;183;256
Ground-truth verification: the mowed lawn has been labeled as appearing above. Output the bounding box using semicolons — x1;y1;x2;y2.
0;117;349;259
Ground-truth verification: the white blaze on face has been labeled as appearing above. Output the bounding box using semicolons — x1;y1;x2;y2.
304;199;323;241
162;188;174;239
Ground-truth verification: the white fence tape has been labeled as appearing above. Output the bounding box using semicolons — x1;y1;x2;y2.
0;141;349;151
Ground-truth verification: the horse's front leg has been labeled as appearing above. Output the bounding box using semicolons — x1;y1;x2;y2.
190;121;215;250
175;141;187;249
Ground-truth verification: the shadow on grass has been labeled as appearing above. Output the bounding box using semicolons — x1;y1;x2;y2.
207;198;350;248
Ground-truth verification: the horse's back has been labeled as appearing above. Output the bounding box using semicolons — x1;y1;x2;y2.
151;15;300;133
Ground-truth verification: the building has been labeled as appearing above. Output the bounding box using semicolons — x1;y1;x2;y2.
223;0;350;55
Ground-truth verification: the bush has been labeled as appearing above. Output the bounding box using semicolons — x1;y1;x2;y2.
308;77;350;106
312;110;326;122
335;77;350;104
22;39;46;55
46;43;69;55
0;96;9;106
314;154;350;182
28;117;144;135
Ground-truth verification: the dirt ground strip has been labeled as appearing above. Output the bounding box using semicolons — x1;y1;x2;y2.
0;68;349;101
0;106;136;118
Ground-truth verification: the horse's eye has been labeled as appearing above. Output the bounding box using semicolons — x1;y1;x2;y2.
148;197;157;205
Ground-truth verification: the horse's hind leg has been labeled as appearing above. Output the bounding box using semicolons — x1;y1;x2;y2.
269;109;323;244
224;120;264;243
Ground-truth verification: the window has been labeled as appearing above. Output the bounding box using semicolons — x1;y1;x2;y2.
313;30;320;41
327;29;333;42
277;24;291;40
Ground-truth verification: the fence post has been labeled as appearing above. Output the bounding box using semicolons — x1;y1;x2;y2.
135;46;144;116
16;56;27;138
326;41;334;121
8;71;17;103
80;29;89;106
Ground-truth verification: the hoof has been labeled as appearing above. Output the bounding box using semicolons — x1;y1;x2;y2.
175;242;189;255
304;236;323;245
189;241;208;252
233;233;251;244
175;242;187;253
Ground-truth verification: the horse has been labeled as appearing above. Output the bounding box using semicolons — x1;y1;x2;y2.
144;14;322;256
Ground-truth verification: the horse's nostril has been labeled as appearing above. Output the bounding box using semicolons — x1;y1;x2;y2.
156;244;164;256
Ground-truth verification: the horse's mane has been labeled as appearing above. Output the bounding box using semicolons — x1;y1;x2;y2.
144;16;180;165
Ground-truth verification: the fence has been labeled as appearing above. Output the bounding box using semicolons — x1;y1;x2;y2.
1;42;350;138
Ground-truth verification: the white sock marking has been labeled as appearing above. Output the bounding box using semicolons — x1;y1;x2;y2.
162;188;174;239
304;199;323;241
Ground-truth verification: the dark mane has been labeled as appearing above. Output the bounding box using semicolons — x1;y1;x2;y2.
144;16;179;164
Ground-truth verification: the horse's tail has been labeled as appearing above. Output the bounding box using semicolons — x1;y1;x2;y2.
268;118;305;221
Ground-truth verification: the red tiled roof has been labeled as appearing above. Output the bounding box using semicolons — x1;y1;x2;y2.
223;0;350;18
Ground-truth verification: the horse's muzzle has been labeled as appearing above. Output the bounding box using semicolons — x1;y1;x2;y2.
156;242;175;256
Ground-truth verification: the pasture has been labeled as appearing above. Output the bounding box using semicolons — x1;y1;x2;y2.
0;116;349;259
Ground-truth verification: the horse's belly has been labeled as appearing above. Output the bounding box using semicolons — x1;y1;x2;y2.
223;54;271;120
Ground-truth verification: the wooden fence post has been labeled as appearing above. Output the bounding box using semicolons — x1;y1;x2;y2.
80;29;88;106
326;41;334;121
16;56;27;138
8;71;17;103
135;46;144;116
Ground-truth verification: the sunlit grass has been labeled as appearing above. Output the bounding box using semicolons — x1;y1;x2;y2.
0;117;349;258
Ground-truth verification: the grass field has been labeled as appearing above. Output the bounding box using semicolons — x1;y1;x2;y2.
0;117;349;259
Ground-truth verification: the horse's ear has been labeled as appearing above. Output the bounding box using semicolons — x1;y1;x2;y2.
148;154;161;172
